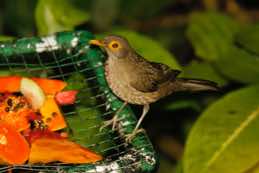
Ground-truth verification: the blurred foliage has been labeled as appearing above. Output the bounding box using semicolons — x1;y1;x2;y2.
0;35;14;41
35;0;89;35
0;0;259;173
187;11;259;84
182;61;228;86
236;24;259;55
187;11;240;62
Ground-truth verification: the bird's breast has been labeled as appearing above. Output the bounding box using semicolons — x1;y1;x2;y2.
104;59;160;105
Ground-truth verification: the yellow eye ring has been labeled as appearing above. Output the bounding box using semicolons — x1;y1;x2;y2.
109;41;121;50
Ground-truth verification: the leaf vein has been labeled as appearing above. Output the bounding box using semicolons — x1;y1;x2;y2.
205;106;259;170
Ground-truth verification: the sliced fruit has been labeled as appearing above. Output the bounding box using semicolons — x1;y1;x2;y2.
0;76;67;94
55;90;78;105
0;110;31;132
20;77;46;110
40;95;67;131
0;76;21;93
29;137;103;164
0;94;32;132
0;123;30;164
31;78;67;94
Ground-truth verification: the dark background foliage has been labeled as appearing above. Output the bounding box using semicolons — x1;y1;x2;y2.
0;0;259;172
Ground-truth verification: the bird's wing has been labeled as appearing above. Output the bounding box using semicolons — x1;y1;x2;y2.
150;62;181;82
129;57;181;93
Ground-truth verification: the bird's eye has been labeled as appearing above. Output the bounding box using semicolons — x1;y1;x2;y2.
112;43;119;48
109;41;120;50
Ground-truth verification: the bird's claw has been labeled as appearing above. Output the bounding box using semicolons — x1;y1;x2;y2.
99;116;121;132
125;128;145;143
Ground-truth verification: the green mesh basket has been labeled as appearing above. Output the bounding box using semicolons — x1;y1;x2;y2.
0;31;157;173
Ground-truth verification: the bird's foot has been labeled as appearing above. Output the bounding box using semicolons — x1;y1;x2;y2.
125;128;145;143
99;116;121;132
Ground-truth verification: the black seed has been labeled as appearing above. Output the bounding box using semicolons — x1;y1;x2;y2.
36;112;41;115
13;103;24;111
30;121;38;129
7;99;13;107
5;107;9;112
52;112;58;117
46;117;52;123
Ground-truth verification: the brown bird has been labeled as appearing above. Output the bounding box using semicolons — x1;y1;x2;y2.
89;35;219;142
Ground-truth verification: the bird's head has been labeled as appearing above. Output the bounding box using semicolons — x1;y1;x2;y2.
89;35;132;58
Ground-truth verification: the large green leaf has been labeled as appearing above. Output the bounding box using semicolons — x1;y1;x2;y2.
65;73;115;154
100;30;181;70
35;0;89;35
187;11;239;61
214;45;259;83
187;11;259;83
183;85;259;173
235;24;259;55
182;60;228;86
248;164;259;173
66;106;114;155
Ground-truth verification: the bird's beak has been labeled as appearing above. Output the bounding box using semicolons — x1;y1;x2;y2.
89;39;104;47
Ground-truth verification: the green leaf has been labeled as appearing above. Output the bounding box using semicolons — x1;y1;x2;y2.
65;73;115;154
0;68;49;77
248;164;259;173
164;99;202;112
183;85;259;173
99;30;181;70
66;72;88;91
0;36;15;41
182;61;228;86
35;0;89;35
66;72;96;106
235;24;259;55
66;106;114;155
187;12;259;83
214;45;259;83
187;11;240;61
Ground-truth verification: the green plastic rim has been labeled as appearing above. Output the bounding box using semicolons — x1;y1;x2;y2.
0;31;157;173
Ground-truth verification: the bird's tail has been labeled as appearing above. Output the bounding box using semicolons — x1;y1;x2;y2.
173;78;219;92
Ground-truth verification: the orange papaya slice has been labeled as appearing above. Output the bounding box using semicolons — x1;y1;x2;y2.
0;76;67;94
0;94;31;132
0;123;30;164
31;78;67;94
0;76;21;93
29;137;103;164
40;95;67;131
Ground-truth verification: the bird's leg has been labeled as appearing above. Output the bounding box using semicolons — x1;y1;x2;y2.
125;104;150;142
100;102;128;131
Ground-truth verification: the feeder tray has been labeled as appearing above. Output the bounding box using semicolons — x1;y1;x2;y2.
0;31;157;173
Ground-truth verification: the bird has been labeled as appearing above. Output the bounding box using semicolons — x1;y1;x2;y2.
89;35;219;142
